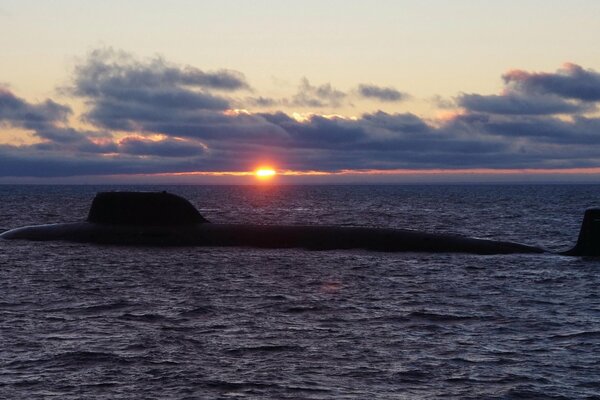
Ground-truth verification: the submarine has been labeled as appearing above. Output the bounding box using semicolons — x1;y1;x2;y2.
0;191;598;256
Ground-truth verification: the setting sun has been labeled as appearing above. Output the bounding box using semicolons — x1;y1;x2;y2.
255;168;277;180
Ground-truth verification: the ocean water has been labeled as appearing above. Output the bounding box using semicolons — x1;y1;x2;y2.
0;184;599;399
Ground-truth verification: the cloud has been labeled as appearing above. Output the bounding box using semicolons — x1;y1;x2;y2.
0;88;114;149
243;96;279;107
3;55;600;178
471;115;600;145
456;63;599;116
503;63;600;101
70;48;248;129
457;93;592;115
357;84;406;102
289;78;347;108
0;145;203;177
0;88;71;126
430;95;456;109
73;48;249;95
244;82;409;108
255;111;518;170
118;136;207;157
4;105;600;176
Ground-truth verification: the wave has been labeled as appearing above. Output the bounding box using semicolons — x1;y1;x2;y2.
225;344;304;354
117;313;173;323
70;300;133;314
178;306;214;317
406;311;477;322
549;330;600;340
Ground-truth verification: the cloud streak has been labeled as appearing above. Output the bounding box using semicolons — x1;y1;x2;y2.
118;136;207;158
457;93;592;115
289;78;347;108
358;84;406;102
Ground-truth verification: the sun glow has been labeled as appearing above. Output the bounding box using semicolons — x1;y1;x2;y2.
255;168;277;180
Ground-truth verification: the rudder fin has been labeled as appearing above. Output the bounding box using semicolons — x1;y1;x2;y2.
562;208;600;256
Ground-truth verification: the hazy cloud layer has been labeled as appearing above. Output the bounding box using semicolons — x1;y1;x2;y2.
2;52;600;178
457;93;592;115
245;81;407;109
118;137;207;158
289;78;347;108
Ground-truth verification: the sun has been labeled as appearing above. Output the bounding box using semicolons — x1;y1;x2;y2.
255;167;277;180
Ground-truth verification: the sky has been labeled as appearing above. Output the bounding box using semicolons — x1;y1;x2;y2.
2;0;600;183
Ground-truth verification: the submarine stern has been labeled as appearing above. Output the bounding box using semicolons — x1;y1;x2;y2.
561;208;600;257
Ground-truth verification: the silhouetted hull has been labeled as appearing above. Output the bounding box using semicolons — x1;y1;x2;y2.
0;222;544;255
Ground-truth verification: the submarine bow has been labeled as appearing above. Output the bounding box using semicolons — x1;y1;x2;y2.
0;191;598;256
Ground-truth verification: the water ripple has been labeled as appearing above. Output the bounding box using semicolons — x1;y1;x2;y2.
1;185;600;399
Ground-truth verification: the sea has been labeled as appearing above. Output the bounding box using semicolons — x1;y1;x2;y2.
0;184;599;399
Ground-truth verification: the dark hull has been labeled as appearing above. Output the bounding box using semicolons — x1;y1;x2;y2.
0;222;544;255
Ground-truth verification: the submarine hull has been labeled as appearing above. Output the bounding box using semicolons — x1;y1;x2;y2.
0;222;545;255
3;191;597;256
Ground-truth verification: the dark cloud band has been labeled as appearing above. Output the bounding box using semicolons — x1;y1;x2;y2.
503;63;600;102
2;52;600;178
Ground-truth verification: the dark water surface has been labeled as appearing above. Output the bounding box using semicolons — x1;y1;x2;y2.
1;185;599;399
